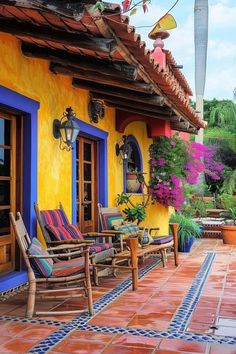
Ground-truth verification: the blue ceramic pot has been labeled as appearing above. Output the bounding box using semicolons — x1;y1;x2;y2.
178;236;195;252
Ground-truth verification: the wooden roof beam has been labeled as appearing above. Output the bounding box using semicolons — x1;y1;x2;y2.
90;92;172;116
50;63;155;94
73;79;166;107
21;43;137;81
0;18;117;53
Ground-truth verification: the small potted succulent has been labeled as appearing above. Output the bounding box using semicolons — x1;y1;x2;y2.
220;207;236;244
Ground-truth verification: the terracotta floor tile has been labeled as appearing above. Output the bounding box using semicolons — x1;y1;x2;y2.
0;322;31;337
16;324;59;339
103;345;154;353
0;338;37;353
68;329;116;343
51;339;105;353
111;334;161;348
159;339;207;353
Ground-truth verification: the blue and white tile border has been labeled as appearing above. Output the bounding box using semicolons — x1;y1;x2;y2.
4;253;236;353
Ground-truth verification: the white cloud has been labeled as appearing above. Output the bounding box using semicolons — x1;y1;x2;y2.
209;2;236;29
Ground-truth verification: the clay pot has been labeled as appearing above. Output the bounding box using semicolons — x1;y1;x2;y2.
221;225;236;244
126;172;140;193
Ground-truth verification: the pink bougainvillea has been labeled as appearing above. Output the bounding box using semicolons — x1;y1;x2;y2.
149;136;224;210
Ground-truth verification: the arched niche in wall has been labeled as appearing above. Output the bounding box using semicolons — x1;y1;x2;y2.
124;135;143;194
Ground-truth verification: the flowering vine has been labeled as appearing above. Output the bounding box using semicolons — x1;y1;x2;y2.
149;135;224;210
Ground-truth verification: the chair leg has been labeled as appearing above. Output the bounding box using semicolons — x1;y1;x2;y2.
160;250;166;268
85;252;94;316
26;278;36;318
91;258;99;286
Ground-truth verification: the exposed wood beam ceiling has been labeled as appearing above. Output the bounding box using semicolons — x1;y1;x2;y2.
22;43;138;81
0;19;117;53
72;79;166;108
50;63;155;94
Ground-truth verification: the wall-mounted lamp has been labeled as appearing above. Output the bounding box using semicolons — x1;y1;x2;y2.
53;107;80;151
88;98;105;123
115;135;132;160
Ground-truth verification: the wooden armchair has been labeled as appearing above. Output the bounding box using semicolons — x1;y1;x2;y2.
34;203;116;285
98;204;178;266
9;212;94;318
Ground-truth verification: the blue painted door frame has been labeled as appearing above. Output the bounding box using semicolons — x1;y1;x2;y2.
0;85;39;292
72;120;108;224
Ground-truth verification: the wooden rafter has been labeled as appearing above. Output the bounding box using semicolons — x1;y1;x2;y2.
50;63;155;94
21;43;138;81
0;18;117;53
90;92;170;116
73;79;166;107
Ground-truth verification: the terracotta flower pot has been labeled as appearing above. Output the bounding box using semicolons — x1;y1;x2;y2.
126;172;140;193
221;225;236;245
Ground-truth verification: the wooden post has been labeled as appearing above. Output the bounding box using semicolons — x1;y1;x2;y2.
170;223;179;266
127;237;138;291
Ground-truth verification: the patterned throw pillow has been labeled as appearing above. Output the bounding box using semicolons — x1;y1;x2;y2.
40;209;69;226
27;237;53;277
102;213;124;229
45;224;84;241
114;223;140;239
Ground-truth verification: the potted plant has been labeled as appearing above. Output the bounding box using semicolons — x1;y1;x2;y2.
116;192;148;225
170;213;201;252
220;207;236;244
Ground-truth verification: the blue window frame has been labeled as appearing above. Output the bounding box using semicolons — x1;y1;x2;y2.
123;135;143;193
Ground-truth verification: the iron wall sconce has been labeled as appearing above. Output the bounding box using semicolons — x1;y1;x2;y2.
115;135;132;160
53;107;80;151
88;98;105;123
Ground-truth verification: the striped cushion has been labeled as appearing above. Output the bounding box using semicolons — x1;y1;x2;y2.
45;224;84;241
102;212;124;229
27;238;53;277
89;243;112;254
52;258;86;277
114;223;140;239
40;209;69;227
151;235;173;245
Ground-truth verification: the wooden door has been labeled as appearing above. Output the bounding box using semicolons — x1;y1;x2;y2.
76;137;98;233
0;111;21;274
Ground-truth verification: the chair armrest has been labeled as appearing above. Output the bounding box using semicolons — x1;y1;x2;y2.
83;231;119;238
47;239;94;245
101;230;123;235
46;243;91;251
28;248;89;259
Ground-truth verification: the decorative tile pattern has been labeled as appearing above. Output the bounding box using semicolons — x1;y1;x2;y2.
8;252;236;353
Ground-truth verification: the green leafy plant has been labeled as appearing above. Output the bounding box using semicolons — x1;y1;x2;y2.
220;207;236;226
170;213;201;249
116;191;149;224
216;193;236;210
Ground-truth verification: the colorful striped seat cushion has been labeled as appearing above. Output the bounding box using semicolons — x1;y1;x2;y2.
27;237;53;277
52;258;87;277
89;243;112;254
151;235;173;245
101;212;124;229
45;224;84;241
40;209;69;227
114;223;140;239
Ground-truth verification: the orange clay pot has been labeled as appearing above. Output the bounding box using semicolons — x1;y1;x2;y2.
221;225;236;245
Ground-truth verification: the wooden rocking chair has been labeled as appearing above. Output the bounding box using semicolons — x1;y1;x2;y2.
9;212;94;318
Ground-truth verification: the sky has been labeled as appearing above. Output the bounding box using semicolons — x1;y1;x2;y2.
109;0;236;101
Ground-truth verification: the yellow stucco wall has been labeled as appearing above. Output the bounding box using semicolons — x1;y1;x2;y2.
0;32;169;237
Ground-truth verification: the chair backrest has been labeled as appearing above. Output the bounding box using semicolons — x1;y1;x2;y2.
9;212;33;272
34;203;70;244
98;203;124;231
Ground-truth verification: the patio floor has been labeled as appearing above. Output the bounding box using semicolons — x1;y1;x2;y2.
1;239;236;353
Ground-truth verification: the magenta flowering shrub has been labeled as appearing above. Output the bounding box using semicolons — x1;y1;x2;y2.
149;136;224;210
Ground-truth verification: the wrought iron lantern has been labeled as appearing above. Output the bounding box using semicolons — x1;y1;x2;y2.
53;107;80;151
115;135;132;160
